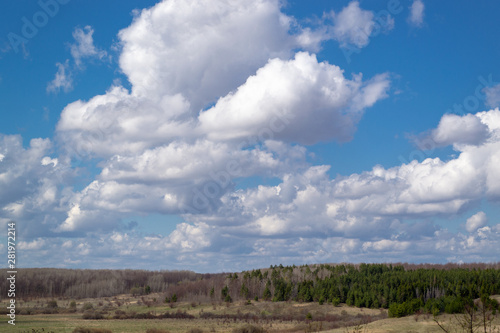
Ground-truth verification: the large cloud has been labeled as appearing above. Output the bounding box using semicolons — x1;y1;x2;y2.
118;0;301;110
53;0;390;235
199;52;390;145
56;0;357;158
57;0;392;159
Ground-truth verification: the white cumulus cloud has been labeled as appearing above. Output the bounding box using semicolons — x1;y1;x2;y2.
118;0;299;109
199;52;390;144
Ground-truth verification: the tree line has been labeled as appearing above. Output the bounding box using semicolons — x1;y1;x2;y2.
2;262;500;319
0;268;210;299
165;262;500;317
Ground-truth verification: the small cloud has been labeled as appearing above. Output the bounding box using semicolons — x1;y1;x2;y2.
408;0;425;27
18;238;46;250
432;113;489;147
46;60;73;94
484;84;500;108
70;25;108;68
62;240;73;248
362;239;410;252
41;156;58;167
330;1;375;48
64;258;82;265
466;211;487;233
47;26;108;94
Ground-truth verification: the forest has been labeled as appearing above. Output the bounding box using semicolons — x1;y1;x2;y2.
2;262;500;319
0;268;207;298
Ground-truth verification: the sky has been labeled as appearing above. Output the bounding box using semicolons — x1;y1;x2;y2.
1;0;500;273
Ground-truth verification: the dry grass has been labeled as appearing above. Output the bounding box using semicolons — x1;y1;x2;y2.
1;295;499;333
324;312;500;333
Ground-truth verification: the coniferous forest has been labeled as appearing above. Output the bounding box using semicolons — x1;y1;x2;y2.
2;263;500;319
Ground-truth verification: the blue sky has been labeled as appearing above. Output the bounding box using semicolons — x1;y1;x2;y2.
1;0;500;272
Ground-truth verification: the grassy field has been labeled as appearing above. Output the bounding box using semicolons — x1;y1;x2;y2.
1;294;499;333
326;314;500;333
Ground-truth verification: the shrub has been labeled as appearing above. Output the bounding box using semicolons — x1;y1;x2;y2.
72;328;112;333
134;312;156;319
82;302;94;311
82;310;104;320
47;300;58;308
19;308;32;315
388;299;423;318
443;296;465;314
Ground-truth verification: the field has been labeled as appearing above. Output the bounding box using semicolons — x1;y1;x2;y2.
1;293;379;333
1;294;499;333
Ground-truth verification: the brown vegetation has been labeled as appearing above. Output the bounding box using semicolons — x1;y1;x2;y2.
73;328;112;333
0;268;205;299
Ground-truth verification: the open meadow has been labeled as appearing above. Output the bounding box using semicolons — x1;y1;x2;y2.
1;294;499;333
